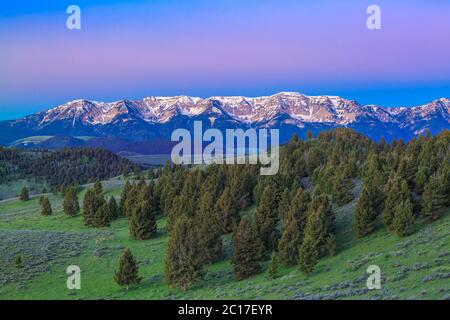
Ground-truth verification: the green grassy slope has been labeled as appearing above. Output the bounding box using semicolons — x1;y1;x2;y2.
0;178;448;300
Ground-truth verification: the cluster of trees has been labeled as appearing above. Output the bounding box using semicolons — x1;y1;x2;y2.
120;179;158;239
154;128;449;291
19;128;449;292
353;131;450;237
76;177;158;240
0;147;132;190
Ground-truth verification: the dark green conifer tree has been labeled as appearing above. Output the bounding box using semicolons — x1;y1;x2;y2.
278;211;301;266
422;172;448;221
165;215;205;291
214;186;239;234
253;186;280;255
40;197;52;216
119;180;132;216
108;196;119;220
231;217;261;281
129;185;157;240
354;180;384;237
63;186;80;217
114;248;141;290
94;202;111;227
392;199;415;237
93;180;103;196
19;186;29;201
197;190;222;263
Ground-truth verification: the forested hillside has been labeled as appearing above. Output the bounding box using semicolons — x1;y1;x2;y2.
0;128;448;299
0;147;133;190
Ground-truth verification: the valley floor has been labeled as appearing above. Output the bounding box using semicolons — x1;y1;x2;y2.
0;177;449;300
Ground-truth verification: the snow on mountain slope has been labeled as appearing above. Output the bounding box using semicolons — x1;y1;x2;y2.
35;92;449;128
1;93;448;145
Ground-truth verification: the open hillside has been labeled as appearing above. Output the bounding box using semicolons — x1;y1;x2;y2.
0;176;448;300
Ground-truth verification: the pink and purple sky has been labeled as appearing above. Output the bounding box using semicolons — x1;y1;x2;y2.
1;0;450;120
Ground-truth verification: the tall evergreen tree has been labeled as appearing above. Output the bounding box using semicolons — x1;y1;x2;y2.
253;186;280;255
114;248;141;290
197;190;223;263
278;211;301;266
231;217;261;281
214;187;239;234
278;188;292;223
119;180;132;216
108;196;119;220
287;188;311;236
19;186;29;201
392;199;415;237
123;183;139;218
422;172;448;221
63;186;80;217
165;215;205;291
298;208;323;276
93;180;103;196
129;185;157;240
82;189;98;226
93;202;111;227
332;169;353;206
354;180;383;237
40;197;52;216
383;176;410;230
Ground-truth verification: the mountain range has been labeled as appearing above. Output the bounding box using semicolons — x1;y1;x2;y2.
1;92;449;154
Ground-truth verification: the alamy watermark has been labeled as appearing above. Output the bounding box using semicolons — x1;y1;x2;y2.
171;121;279;175
367;5;382;30
66;5;81;30
366;265;381;290
66;265;81;290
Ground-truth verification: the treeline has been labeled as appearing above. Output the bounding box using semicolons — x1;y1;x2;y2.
0;147;133;189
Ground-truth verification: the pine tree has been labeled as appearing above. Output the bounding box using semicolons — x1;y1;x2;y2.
354;180;383;237
332;169;353;206
299;209;322;276
232;217;261;281
214;187;239;234
383;176;411;230
93;180;103;196
82;189;98;226
278;188;291;222
254;186;280;255
197;190;222;263
287;188;311;237
267;252;279;279
19;186;30;201
94;202;111;227
414;166;429;194
40;197;52;216
114;248;141;290
129;185;157;240
108;196;119;220
278;211;301;266
119;180;132;216
422;173;447;222
165;215;205;291
307;196;335;257
63;186;80;217
392;199;415;237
